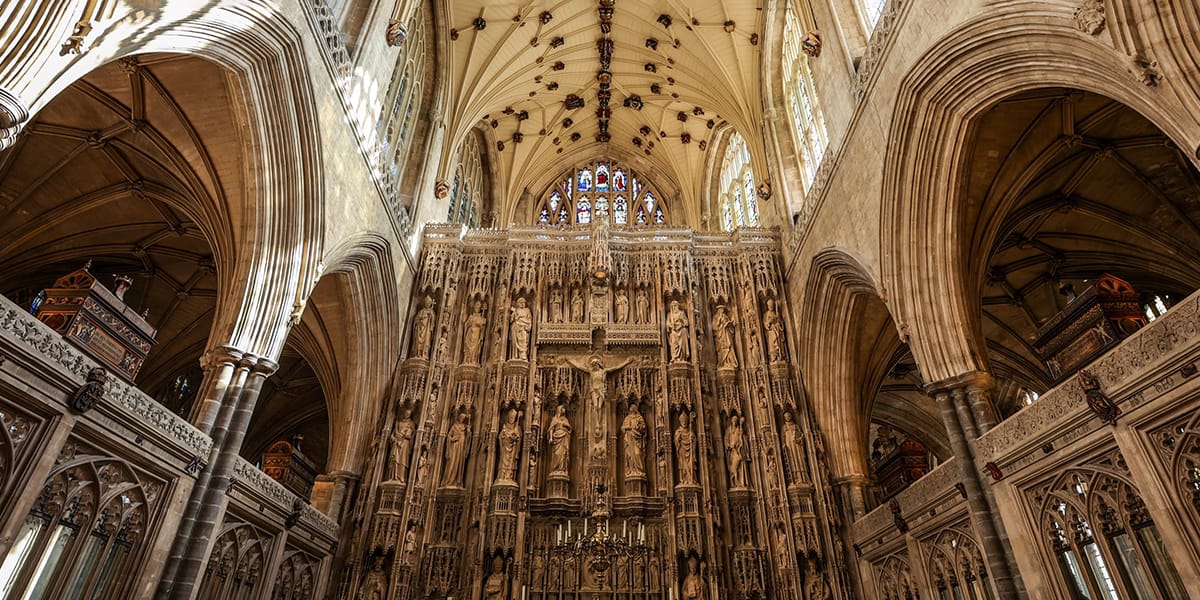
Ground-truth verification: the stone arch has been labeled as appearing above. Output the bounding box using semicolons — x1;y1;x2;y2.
246;233;402;475
6;3;328;363
880;8;1200;385
799;247;900;512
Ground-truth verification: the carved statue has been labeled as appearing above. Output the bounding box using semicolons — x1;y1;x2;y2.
781;412;807;483
547;405;572;476
416;446;430;485
570;287;584;321
361;562;386;600
441;412;471;487
666;300;691;362
510;297;532;360
763;299;786;363
682;557;707;600
564;354;635;415
727;415;748;488
463;300;487;364
635;288;650;323
402;526;417;563
483;555;507;600
713;304;737;368
621;402;647;479
497;408;522;483
615;288;630;323
412;296;436;358
674;412;697;485
549;288;564;322
806;561;831;600
532;553;546;588
648;555;661;590
389;408;416;481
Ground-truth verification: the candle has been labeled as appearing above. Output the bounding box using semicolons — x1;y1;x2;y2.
557;524;562;543
622;520;627;538
521;586;527;600
567;520;572;538
583;518;588;536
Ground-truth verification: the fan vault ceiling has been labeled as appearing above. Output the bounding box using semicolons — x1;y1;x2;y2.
440;0;770;224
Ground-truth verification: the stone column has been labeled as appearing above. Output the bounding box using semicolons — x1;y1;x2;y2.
160;356;278;600
158;350;252;591
833;474;870;521
927;373;1019;599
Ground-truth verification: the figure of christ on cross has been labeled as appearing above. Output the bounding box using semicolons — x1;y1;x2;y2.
563;353;637;416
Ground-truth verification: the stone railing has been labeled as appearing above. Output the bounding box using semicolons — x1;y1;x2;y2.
307;0;352;84
852;457;962;546
233;457;341;540
975;287;1200;471
852;0;907;102
0;297;212;457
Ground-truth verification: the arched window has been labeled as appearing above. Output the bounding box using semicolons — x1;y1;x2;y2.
376;8;427;204
447;133;485;227
782;7;828;192
533;161;667;227
719;133;758;231
860;0;889;29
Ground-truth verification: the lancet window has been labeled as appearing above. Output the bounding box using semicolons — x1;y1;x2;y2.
719;132;759;231
1035;466;1186;599
534;161;667;227
376;8;427;204
447;132;485;226
782;7;829;191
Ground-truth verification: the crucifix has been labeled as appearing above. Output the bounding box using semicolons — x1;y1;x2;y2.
563;353;635;415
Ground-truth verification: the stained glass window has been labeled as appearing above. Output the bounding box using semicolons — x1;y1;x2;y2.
718;132;758;231
532;161;669;227
577;197;592;224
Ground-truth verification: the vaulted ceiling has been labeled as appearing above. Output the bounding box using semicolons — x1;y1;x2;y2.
441;0;769;223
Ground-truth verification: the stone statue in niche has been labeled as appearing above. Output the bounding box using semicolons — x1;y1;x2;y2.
615;288;630;323
774;525;789;568
441;412;471;487
547;405;572;475
806;561;831;600
416;446;430;485
635;288;650;323
674;411;697;485
667;300;691;362
402;525;418;563
532;553;546;589
726;415;749;488
497;408;522;483
549;288;564;322
389;408;416;481
570;287;584;321
510;297;532;360
763;299;786;363
463;300;487;364
713;304;737;369
781;412;807;483
531;386;544;423
362;562;386;599
648;555;661;590
412;296;436;358
483;555;507;600
682;556;708;600
621;402;647;480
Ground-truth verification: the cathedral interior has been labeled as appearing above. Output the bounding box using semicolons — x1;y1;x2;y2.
2;0;1200;599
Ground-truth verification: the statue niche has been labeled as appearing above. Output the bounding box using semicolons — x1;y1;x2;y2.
620;400;648;494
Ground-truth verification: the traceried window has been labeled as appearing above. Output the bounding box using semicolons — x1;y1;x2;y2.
447;133;485;226
533;161;667;227
719;132;759;231
782;7;829;192
376;8;427;205
1038;465;1186;600
861;0;889;29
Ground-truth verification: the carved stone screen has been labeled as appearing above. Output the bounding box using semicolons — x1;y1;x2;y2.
344;224;848;600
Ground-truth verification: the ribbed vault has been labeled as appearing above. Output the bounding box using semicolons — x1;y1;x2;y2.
440;0;771;224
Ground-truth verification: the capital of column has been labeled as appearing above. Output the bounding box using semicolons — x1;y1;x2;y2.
199;345;244;370
923;370;993;397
